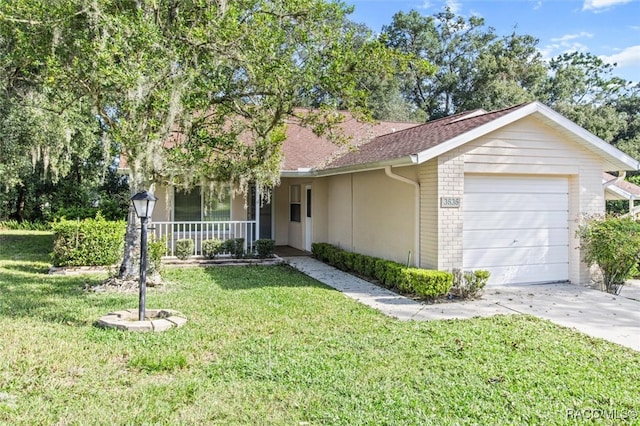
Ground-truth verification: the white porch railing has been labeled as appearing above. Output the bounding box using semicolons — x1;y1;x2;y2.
151;221;257;257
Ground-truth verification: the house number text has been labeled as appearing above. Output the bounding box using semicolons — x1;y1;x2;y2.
440;197;460;208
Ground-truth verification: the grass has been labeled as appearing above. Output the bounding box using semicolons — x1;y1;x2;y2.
1;231;640;425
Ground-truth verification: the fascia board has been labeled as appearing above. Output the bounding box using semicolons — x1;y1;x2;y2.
605;184;635;200
312;156;416;177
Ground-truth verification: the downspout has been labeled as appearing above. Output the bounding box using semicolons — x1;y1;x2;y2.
604;171;626;187
384;164;420;267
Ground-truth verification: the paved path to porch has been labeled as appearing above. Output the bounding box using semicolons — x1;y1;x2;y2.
284;256;640;352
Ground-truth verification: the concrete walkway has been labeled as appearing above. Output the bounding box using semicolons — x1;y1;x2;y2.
285;256;640;352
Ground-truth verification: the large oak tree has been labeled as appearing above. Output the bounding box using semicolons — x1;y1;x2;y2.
0;0;399;278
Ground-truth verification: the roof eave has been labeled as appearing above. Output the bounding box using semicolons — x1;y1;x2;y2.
604;184;637;201
312;156;417;177
280;169;318;178
414;101;640;172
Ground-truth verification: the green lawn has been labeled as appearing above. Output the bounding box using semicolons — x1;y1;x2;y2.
1;231;639;425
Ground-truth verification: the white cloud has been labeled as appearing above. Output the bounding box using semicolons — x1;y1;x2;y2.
541;32;593;59
600;45;640;69
540;43;590;61
445;0;462;13
418;1;433;9
583;0;632;10
550;32;594;43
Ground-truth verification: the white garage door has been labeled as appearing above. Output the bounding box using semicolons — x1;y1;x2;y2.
463;175;569;285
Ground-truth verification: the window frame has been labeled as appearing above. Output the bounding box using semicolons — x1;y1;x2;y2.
290;184;301;223
173;186;232;222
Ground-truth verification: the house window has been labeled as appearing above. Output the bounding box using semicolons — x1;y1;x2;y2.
174;188;201;222
290;185;301;222
174;186;231;221
203;187;231;221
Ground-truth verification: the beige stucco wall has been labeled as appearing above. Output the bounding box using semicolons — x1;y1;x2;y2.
419;115;605;284
150;184;171;222
325;174;353;250
322;168;418;265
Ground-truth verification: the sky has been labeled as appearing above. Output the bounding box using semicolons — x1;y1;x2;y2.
346;0;640;83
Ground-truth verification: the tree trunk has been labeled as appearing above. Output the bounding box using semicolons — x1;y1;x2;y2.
16;185;26;222
118;203;141;280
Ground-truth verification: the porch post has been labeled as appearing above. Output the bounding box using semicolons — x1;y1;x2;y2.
255;185;261;242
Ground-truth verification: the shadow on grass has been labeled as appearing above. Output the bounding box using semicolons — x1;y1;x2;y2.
0;269;133;325
2;262;51;274
0;233;54;262
0;231;141;326
199;263;332;291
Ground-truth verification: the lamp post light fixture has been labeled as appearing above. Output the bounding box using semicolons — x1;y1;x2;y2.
130;190;158;321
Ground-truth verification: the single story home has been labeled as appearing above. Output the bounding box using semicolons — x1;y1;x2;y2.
146;101;640;286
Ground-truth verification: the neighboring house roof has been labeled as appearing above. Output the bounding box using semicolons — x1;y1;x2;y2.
313;101;640;176
603;172;640;201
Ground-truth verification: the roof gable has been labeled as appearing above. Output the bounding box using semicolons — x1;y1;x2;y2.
317;101;640;175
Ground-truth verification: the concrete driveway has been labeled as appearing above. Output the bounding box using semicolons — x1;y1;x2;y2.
286;257;640;352
456;283;640;352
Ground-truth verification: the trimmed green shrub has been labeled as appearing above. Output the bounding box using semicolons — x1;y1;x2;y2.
202;239;223;259
51;215;126;266
222;238;245;258
311;242;330;262
452;269;490;299
175;239;194;260
342;251;356;271
147;237;166;273
384;261;404;289
363;257;379;277
309;243;454;299
579;216;640;294
352;253;366;275
400;268;453;299
255;239;276;258
374;259;389;284
326;246;344;269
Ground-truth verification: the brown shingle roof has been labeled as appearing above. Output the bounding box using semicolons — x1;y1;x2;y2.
604;172;640;197
281;115;418;170
323;103;533;170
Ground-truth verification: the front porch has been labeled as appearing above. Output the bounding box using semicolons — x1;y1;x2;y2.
152;220;258;257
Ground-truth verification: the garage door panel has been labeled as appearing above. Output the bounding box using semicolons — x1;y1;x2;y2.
483;264;569;285
463;246;569;268
464;176;568;193
463;175;569;285
465;193;568;212
464;211;569;230
464;229;568;249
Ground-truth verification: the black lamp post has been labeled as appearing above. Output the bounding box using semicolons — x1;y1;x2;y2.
130;190;158;321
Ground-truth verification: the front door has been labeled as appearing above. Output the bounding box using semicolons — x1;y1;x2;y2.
304;185;312;251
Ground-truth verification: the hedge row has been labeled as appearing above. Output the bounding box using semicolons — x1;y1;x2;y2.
51;215;126;266
311;243;452;299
